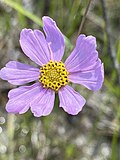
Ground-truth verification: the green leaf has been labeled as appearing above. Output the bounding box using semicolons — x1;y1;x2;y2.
2;0;43;27
2;0;72;46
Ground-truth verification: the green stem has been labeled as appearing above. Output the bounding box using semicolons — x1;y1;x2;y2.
111;127;119;160
7;114;15;160
111;104;120;160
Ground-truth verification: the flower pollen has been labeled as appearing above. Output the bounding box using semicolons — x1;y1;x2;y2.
39;60;69;92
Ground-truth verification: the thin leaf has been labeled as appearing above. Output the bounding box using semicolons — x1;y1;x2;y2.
3;0;43;27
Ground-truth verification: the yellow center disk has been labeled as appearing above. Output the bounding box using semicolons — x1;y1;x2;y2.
39;60;69;92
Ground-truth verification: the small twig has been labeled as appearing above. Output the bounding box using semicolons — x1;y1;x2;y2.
78;0;92;35
100;0;120;84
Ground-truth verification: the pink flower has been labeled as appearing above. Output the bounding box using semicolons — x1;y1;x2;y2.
0;16;104;117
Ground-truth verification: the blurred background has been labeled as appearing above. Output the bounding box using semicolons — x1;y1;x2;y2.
0;0;120;159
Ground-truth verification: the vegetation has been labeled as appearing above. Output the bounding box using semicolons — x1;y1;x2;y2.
0;0;120;159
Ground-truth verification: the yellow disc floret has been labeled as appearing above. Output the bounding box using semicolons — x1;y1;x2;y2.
39;60;69;92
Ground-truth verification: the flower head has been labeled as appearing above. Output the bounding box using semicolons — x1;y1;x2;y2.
0;16;104;117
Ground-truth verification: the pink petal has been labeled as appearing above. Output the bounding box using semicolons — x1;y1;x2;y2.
30;88;55;117
58;85;86;115
0;61;40;85
20;29;51;66
65;34;98;72
6;83;42;114
69;60;104;91
42;16;65;61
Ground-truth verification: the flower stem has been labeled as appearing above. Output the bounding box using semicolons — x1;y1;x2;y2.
7;114;15;160
78;0;92;35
